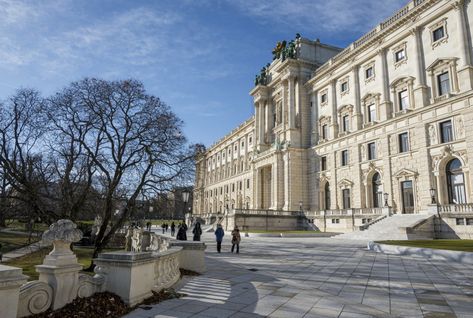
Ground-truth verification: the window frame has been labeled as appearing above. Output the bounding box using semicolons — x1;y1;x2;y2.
398;132;409;153
439;120;453;143
341;150;349;166
367;142;376;160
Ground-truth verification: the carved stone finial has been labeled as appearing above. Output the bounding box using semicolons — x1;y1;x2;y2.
42;219;83;244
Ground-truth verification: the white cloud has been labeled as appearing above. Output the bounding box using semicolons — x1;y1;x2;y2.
228;0;408;35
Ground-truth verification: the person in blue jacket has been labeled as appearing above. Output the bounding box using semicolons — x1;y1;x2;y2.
214;224;224;253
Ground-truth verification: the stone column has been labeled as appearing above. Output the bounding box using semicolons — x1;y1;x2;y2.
36;220;83;310
411;26;429;107
310;90;318;146
265;101;271;143
352;65;362;129
283;151;291;210
0;265;27;318
330;80;339;138
255;102;260;145
288;76;295;129
378;48;392;120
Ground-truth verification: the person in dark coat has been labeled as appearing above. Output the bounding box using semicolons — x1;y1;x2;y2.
170;222;176;236
214;224;224;253
231;226;241;253
176;224;187;240
193;222;202;241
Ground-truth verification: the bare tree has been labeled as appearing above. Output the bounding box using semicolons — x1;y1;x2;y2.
49;78;194;266
0;89;57;224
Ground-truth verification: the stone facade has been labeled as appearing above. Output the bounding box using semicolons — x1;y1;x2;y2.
193;0;473;232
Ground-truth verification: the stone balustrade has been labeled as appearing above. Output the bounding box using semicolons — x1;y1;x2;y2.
0;220;206;317
438;204;473;214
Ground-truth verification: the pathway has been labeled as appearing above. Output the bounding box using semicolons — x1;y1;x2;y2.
124;233;473;318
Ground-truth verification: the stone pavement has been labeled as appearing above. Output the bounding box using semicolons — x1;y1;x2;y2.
124;233;473;318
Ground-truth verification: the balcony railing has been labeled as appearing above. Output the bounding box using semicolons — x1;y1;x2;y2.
438;204;473;213
233;209;303;217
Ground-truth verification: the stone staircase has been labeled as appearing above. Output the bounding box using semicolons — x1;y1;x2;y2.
335;213;435;241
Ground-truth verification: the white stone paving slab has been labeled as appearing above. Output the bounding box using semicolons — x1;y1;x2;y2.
123;233;473;318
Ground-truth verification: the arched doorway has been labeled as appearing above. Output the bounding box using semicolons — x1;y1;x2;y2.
447;158;467;204
372;173;383;208
324;182;331;210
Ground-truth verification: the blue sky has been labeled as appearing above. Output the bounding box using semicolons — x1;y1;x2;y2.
0;0;407;147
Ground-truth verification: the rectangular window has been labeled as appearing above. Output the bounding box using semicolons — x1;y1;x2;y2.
232;184;235;192
368;142;376;160
341;81;348;92
440;120;453;143
438;72;450;96
321;93;327;103
395;49;405;62
433;26;445;42
249;137;252;144
456;218;465;225
466;218;473;225
321;156;327;171
342;189;351;209
341;150;348;166
365;67;373;79
399;132;409;153
368;104;376;122
247;179;250;189
322;124;328;139
398;89;409;111
331;218;340;224
342;115;349;132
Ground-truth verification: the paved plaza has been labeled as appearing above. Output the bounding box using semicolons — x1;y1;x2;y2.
125;233;473;318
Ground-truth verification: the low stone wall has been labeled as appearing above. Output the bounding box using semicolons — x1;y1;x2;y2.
94;248;182;306
367;241;473;264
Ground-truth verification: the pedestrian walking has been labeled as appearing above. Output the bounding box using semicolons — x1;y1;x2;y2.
193;222;202;241
231;226;241;253
214;224;224;253
165;223;169;233
170;222;175;236
176;224;187;241
161;223;165;234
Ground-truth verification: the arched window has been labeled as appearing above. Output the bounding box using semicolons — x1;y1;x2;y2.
447;159;466;204
324;183;331;210
372;173;383;208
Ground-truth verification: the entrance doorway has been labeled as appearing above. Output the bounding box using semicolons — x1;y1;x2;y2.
401;180;414;214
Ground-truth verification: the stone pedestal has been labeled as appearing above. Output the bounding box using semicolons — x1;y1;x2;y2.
0;265;28;318
36;263;82;310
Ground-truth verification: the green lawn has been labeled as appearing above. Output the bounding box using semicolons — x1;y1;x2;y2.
5;246;117;280
376;239;473;252
4;219;49;233
0;232;40;254
246;230;320;234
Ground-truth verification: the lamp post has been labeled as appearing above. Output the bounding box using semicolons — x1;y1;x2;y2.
383;193;389;207
182;190;190;222
299;200;303;213
430;188;437;204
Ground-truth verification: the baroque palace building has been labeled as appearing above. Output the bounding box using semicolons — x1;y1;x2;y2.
193;0;473;235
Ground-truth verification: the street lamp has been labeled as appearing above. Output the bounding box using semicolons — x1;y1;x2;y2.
182;190;190;221
299;200;303;213
430;188;437;204
383;193;389;207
